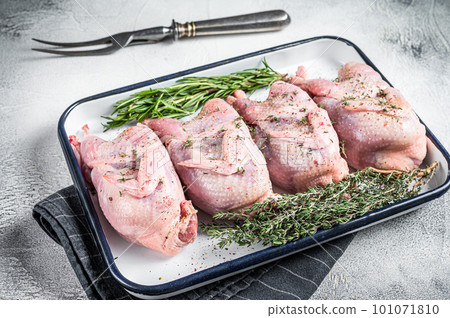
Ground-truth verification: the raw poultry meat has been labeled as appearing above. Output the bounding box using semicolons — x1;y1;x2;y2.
293;62;427;170
144;99;273;215
71;124;197;256
228;80;349;193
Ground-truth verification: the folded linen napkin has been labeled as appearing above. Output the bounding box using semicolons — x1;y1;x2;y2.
33;185;355;300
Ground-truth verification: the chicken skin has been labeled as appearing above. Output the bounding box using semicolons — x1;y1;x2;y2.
71;124;197;256
228;81;348;193
144;99;273;215
293;62;427;170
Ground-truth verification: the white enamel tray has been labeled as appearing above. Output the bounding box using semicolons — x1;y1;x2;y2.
58;36;450;299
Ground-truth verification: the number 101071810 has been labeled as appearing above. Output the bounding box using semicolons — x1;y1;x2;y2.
373;304;439;315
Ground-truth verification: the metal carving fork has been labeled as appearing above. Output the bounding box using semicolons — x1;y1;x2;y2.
32;10;290;56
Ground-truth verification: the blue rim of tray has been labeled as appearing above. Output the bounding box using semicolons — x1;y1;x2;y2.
58;35;450;297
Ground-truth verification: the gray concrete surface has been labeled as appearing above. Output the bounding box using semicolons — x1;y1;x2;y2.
0;0;448;299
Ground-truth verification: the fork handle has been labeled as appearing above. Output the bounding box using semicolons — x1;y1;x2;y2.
174;10;290;39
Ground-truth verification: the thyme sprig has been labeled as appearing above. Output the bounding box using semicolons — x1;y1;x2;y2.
201;162;437;248
102;59;286;130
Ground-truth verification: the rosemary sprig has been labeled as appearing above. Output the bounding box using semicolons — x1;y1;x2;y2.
201;162;438;248
102;59;286;130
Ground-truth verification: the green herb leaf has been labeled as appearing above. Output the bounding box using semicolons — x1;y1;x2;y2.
200;163;437;247
102;59;286;130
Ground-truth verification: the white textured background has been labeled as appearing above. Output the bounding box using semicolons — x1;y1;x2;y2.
0;0;449;299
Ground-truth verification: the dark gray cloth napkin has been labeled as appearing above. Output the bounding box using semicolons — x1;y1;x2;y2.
33;185;355;300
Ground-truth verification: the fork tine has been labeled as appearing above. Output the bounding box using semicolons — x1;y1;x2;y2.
32;36;112;48
32;45;118;56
